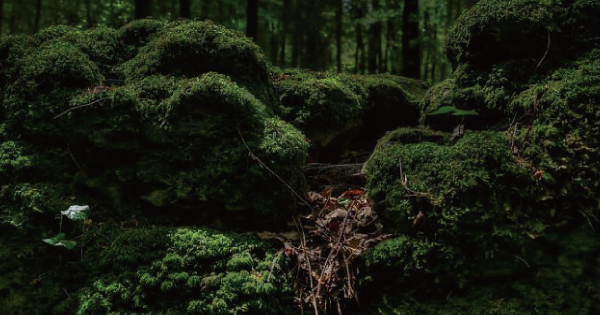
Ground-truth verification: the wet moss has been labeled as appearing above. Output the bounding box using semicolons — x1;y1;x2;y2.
362;1;600;313
445;0;600;70
60;227;295;315
273;69;425;160
121;20;274;106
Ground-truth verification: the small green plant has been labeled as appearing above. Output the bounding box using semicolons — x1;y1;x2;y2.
426;105;478;140
43;205;90;252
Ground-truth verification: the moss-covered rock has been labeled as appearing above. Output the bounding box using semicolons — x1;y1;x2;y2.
121;20;275;107
445;0;600;70
0;22;308;231
273;69;426;161
424;0;600;130
55;227;294;315
362;1;600;313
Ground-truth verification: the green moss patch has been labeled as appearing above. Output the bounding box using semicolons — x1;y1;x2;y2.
273;69;426;161
58;227;294;315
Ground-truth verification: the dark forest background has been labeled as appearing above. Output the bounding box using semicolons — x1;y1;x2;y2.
0;0;480;84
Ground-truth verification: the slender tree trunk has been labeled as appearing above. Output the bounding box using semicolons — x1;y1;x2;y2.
0;0;4;35
387;0;401;74
84;0;94;28
269;22;279;64
354;4;365;74
335;0;343;72
367;0;382;73
180;0;190;18
33;0;42;33
135;0;151;19
291;0;304;67
217;0;224;23
246;0;259;41
402;0;420;78
302;0;318;69
279;0;289;67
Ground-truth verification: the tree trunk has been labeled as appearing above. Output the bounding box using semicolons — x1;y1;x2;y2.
246;0;259;41
291;0;304;68
85;0;94;28
0;0;4;34
402;0;420;78
279;0;289;67
180;0;190;18
33;0;42;33
368;0;382;73
335;0;343;72
302;0;318;69
135;0;151;19
354;4;366;74
387;0;401;74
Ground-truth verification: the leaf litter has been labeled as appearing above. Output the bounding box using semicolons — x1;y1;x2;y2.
258;186;391;315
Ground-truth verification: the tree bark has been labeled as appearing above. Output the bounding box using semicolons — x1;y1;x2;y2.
335;0;343;72
0;0;4;34
279;0;289;67
302;0;318;69
33;0;42;33
246;0;259;41
386;0;402;74
135;0;152;19
368;0;382;73
291;0;304;68
179;0;190;18
354;4;366;74
85;0;94;28
402;0;420;78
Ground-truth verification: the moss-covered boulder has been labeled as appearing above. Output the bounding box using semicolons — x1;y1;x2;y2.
361;0;600;313
0;21;308;230
53;227;295;315
423;0;600;130
273;69;427;161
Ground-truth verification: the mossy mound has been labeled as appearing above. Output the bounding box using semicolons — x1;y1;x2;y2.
273;69;426;161
445;0;600;70
54;227;295;315
424;0;600;129
0;22;308;230
363;0;600;313
122;19;275;106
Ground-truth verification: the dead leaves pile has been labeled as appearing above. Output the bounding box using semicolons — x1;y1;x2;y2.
258;187;391;315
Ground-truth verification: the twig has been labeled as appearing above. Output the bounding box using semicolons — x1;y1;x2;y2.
315;200;353;303
267;250;284;281
238;129;312;209
515;255;530;268
53;97;109;119
297;218;319;315
67;139;82;171
535;29;551;71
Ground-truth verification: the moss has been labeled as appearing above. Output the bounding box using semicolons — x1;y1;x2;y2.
4;40;102;124
121;20;274;106
366;131;541;237
508;49;600;219
373;128;446;151
445;0;600;69
64;228;295;315
118;19;164;58
273;69;425;160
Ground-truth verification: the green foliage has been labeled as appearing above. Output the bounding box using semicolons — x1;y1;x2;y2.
70;228;295;315
0;141;35;181
0;182;70;228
